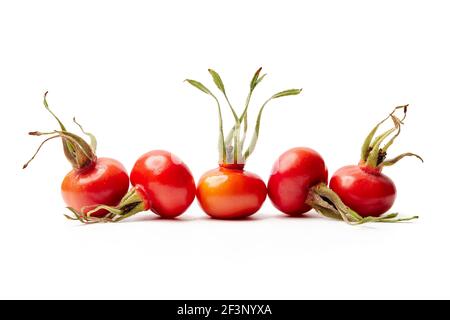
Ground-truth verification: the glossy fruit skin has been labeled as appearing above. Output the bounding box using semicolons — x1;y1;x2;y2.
268;147;328;216
130;150;196;218
330;165;397;217
197;165;267;219
61;157;129;217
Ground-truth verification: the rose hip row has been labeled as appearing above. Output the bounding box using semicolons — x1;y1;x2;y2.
24;68;423;224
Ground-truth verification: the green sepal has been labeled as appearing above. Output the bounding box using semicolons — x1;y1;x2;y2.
244;88;302;160
378;152;424;168
185;79;227;163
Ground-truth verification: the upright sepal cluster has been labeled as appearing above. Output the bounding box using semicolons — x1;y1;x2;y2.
360;105;423;171
186;68;302;166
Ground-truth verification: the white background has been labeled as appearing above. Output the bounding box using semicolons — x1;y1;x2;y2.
0;0;448;299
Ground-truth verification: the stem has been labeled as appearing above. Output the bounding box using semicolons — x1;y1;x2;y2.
306;183;419;225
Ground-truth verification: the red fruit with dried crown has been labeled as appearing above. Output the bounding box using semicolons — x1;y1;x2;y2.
23;92;129;220
329;105;423;218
